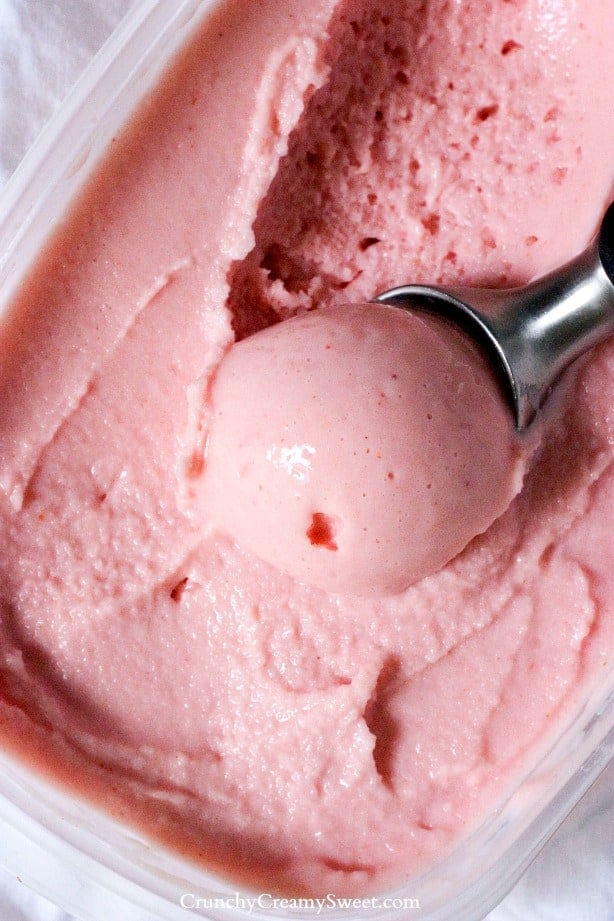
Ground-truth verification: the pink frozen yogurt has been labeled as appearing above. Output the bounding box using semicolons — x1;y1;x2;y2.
202;303;529;595
0;0;613;900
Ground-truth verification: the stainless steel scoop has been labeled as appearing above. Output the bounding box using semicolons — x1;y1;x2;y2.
375;201;614;430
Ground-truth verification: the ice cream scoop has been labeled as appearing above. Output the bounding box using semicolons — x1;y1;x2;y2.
377;201;614;430
202;204;614;596
201;304;528;597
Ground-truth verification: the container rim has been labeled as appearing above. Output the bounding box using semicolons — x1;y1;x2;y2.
0;1;612;919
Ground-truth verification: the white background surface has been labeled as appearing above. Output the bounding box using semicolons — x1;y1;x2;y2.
0;1;612;919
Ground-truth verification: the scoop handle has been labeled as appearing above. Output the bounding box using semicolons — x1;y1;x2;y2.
489;202;614;427
598;200;614;284
375;202;614;430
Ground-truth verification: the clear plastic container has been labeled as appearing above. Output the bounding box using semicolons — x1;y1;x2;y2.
0;1;612;919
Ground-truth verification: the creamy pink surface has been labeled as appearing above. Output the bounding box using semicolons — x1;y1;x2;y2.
0;0;613;898
203;303;529;595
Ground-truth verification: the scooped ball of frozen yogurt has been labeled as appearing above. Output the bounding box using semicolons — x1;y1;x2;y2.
201;303;530;594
